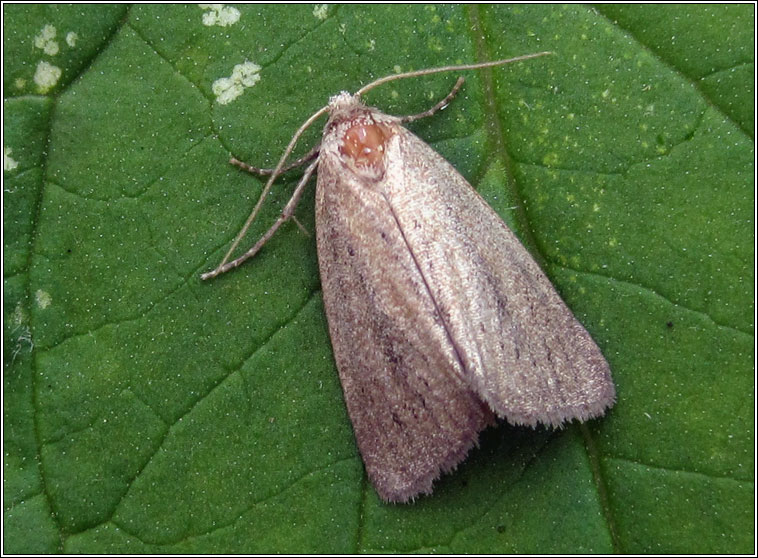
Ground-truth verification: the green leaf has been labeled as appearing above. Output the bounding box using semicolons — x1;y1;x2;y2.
4;4;753;554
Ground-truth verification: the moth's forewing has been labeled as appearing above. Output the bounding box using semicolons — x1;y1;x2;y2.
315;103;494;503
384;131;615;427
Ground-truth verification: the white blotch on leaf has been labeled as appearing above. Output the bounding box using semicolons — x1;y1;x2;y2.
34;24;59;55
10;304;33;362
66;31;78;47
13;303;27;326
313;4;329;20
34;60;63;93
35;290;52;310
4;147;19;172
34;61;62;93
199;4;241;27
212;61;261;105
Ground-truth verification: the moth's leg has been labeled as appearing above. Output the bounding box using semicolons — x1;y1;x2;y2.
201;159;319;280
398;77;465;124
230;144;321;176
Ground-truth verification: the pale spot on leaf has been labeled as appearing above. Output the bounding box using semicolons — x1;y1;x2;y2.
4;147;19;172
36;290;52;310
34;24;59;55
34;61;62;94
199;4;241;27
312;4;329;20
212;61;261;105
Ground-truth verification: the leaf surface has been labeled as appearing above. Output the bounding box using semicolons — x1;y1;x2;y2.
3;4;753;554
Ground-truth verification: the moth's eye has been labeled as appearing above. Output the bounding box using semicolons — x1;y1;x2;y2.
340;123;393;168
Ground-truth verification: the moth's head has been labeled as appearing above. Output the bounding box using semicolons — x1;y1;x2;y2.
327;91;364;115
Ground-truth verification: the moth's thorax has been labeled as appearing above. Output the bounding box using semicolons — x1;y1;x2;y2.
324;92;399;181
340;120;393;169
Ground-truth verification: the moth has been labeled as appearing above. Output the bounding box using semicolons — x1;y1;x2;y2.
202;54;615;503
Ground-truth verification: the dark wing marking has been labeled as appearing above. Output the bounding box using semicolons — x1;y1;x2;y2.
315;151;494;503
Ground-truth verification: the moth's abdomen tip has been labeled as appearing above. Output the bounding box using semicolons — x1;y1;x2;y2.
366;424;485;504
368;469;429;504
375;482;432;504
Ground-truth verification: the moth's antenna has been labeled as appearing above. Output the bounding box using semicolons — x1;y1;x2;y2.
202;51;553;281
203;104;330;280
356;52;553;97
